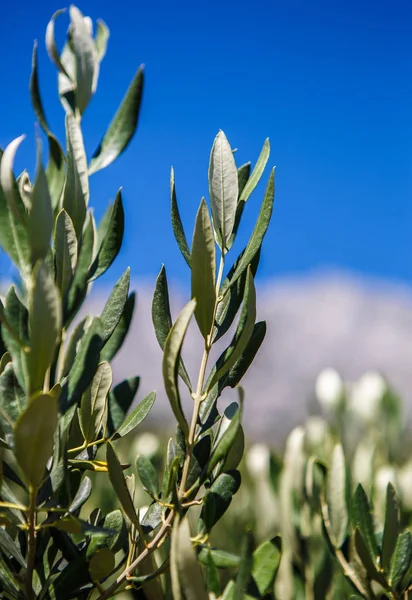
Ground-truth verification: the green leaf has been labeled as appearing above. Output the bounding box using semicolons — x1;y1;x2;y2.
112;390;155;439
68;475;92;513
221;168;275;295
209;130;238;249
69;6;96;114
0;135;28;224
136;455;158;498
382;483;400;574
79;361;112;443
46;134;66;212
45;9;73;82
191;198;216;339
28;261;62;393
107;376;139;435
170;167;191;266
152;265;192;389
250;536;282;597
62;317;103;410
162;299;196;437
29;41;51;136
61;316;88;377
207;268;256;390
197;546;240;569
63;113;89;238
0;527;27;568
233;532;254;600
89;67;144;174
0;558;21;597
327;444;348;548
205;548;221;596
1;287;29;391
208;399;242;473
106;441;139;528
0;170;30;274
28;141;53;266
54;209;78;297
14;392;58;487
237;163;251;198
171;515;208;600
222;321;266;389
227;139;270;250
100;292;135;363
198;471;241;535
89;189;124;280
100;268;130;341
352;484;380;564
89;547;115;582
0;363;26;442
389;530;412;591
95;19;110;62
86;509;124;558
65;210;96;323
354;528;381;583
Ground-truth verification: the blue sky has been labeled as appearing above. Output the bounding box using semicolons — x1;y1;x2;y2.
1;0;412;290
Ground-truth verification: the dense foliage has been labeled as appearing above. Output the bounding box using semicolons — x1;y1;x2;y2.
1;6;411;600
0;6;278;600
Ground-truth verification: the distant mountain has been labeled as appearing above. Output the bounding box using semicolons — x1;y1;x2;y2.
82;270;412;446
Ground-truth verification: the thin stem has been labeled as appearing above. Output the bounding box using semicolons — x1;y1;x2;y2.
25;486;37;600
97;511;174;600
97;253;225;599
67;437;106;455
320;497;367;597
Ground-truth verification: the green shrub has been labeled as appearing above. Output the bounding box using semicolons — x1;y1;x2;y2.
0;6;278;599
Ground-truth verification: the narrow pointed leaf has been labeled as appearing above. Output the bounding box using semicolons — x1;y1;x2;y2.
152;265;192;389
162;299;196;437
28;262;62;393
389;531;412;590
221;168;275;295
352;484;379;563
113;390;155;439
0;171;30;274
382;483;400;573
227;139;270;250
54;209;78;296
101;292;135;362
45;9;73;81
80;361;112;443
89;67;144;174
69;6;96;114
106;441;139;528
95;19;110;62
209;130;238;248
0;527;27;568
136;455;158;498
107;376;139;435
14;393;58;487
65;210;95;322
0;135;28;224
191;198;216;338
100;268;130;341
68;476;92;513
171;167;191;266
29;41;51;136
207;268;256;390
89;189;124;280
208;400;242;472
1;287;29;391
46;134;66;211
29;140;53;266
63;113;89;238
199;471;241;534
